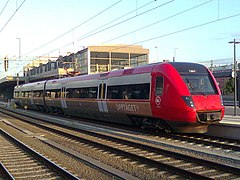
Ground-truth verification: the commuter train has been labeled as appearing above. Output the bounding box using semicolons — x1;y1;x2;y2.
14;62;225;133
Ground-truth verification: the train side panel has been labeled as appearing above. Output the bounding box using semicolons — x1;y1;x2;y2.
103;73;152;124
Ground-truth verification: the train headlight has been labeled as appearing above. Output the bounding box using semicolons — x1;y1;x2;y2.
182;96;195;108
220;95;224;106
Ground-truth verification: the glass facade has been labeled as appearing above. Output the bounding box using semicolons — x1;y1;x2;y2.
90;52;109;73
76;45;149;74
130;53;148;67
76;50;88;74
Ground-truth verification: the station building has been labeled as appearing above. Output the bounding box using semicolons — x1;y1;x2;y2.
23;44;149;82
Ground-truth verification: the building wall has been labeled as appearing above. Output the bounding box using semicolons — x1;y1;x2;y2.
75;45;149;74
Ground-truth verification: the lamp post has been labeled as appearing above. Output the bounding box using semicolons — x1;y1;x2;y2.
16;38;21;86
155;46;158;62
173;48;177;62
229;39;240;116
16;38;21;60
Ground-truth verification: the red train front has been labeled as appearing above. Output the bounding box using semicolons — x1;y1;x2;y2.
151;62;225;133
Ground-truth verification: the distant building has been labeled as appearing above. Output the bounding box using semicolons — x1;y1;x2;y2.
23;44;149;82
76;44;149;74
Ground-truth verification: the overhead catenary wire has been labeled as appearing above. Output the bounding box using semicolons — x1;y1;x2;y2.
2;1;240;78
2;0;123;75
76;0;175;42
78;0;158;40
43;0;214;57
0;0;10;17
16;0;174;69
0;0;26;33
102;0;213;44
14;12;240;76
106;12;240;53
23;0;122;57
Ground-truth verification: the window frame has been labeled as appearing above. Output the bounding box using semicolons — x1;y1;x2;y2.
155;76;164;96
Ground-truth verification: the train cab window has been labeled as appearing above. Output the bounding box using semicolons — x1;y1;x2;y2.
156;77;164;96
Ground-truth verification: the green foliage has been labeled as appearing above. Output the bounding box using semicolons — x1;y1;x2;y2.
223;78;234;94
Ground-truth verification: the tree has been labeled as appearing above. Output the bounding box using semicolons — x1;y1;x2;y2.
223;78;234;94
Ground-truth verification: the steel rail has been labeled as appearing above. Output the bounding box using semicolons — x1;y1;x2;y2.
167;133;240;151
0;128;79;180
0;162;14;180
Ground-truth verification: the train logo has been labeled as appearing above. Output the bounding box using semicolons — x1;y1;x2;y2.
155;96;161;106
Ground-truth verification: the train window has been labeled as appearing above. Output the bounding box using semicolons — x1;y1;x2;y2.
46;91;51;98
22;91;30;97
55;90;61;98
107;83;150;100
67;87;97;99
181;74;218;95
89;87;97;99
14;92;19;97
52;90;61;98
33;91;43;97
156;77;163;96
44;89;61;98
51;92;56;98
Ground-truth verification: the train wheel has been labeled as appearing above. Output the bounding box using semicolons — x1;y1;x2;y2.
164;127;171;133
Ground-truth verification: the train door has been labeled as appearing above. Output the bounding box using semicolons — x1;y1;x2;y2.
154;76;164;110
61;86;67;109
97;80;108;113
151;74;164;117
30;89;34;105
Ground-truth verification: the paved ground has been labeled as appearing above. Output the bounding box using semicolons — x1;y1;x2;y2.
224;106;240;116
221;106;240;124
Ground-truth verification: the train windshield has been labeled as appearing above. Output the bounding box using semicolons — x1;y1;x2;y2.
180;74;218;95
171;63;218;95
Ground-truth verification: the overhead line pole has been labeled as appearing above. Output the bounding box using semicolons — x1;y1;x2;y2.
229;39;240;116
16;38;21;86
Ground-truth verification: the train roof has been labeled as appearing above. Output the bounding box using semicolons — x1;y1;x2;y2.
170;62;208;74
15;62;206;89
47;62;159;84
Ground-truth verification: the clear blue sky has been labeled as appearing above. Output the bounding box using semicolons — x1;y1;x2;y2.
0;0;240;78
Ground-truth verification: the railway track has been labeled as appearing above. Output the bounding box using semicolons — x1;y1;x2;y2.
162;133;240;152
0;128;79;180
32;124;240;179
3;106;240;153
1;109;240;179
